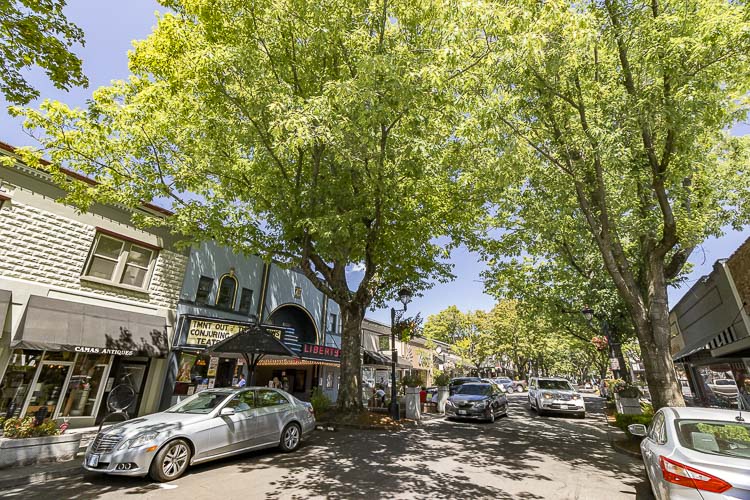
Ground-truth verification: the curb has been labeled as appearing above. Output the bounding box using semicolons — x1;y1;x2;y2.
0;462;83;490
611;439;643;459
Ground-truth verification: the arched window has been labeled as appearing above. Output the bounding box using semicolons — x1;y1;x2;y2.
216;273;238;310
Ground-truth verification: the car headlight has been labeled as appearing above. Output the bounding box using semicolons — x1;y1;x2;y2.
543;393;553;399
474;400;488;409
446;400;454;406
117;432;159;450
571;394;581;400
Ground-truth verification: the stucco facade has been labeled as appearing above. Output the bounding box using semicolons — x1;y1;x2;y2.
0;145;188;427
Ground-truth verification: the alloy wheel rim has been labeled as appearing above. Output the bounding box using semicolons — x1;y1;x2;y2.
162;443;188;477
284;426;299;449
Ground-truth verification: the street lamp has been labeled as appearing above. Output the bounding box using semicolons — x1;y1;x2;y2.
390;287;412;421
581;306;621;379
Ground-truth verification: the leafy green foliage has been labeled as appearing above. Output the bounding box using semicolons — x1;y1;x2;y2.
697;423;750;444
434;371;451;387
401;372;424;388
0;0;87;104
3;417;61;438
466;0;750;409
310;387;332;416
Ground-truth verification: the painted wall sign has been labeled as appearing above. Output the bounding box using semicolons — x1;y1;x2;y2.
301;343;341;362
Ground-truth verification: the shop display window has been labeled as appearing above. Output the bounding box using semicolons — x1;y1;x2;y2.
691;361;750;410
0;350;42;417
59;353;109;417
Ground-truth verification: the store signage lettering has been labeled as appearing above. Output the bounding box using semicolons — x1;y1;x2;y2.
302;343;341;361
73;345;135;356
186;319;243;346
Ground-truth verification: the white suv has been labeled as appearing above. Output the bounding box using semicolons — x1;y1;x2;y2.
528;377;585;418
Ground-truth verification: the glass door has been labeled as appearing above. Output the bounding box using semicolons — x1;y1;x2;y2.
22;362;74;420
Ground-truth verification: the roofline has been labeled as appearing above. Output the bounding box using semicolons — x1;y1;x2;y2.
0;140;173;217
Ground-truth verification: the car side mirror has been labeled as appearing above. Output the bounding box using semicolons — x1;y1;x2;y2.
220;407;236;417
628;424;647;437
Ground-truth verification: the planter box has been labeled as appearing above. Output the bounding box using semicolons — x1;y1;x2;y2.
0;433;82;469
615;394;642;415
405;387;421;421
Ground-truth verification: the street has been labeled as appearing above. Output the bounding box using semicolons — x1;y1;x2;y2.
1;394;653;500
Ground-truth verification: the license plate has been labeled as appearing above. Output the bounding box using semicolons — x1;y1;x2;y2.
87;454;99;468
458;410;467;415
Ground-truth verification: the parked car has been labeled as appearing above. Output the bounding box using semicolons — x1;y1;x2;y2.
83;387;315;482
448;377;481;395
707;378;740;399
528;377;585;418
629;406;750;499
511;380;528;393
493;377;514;392
445;382;508;422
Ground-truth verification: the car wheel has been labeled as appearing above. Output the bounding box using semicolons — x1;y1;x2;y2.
149;439;191;482
486;408;495;423
279;423;302;452
516;386;524;393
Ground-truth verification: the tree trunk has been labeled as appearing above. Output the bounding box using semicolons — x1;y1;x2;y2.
337;303;366;412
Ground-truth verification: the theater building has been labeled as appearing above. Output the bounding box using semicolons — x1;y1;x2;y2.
0;142;188;428
161;241;342;408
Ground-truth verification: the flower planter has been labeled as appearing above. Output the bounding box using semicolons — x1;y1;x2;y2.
0;433;82;469
436;387;449;413
405;387;421;420
615;394;642;415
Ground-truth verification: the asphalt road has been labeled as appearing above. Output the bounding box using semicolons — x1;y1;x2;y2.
1;394;654;500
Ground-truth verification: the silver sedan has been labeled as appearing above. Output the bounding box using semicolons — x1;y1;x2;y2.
629;406;750;499
83;387;315;482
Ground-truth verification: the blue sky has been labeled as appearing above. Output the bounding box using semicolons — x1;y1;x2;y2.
2;0;748;325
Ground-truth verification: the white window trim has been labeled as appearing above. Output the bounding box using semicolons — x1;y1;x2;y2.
82;233;158;293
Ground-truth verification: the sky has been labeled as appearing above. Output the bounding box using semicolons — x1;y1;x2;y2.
2;0;748;326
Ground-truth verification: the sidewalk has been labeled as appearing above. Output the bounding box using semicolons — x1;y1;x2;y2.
0;426;97;489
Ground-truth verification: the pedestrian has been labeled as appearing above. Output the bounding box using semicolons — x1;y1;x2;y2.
375;387;386;407
237;373;246;387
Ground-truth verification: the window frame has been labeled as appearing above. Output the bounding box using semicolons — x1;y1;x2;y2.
195;276;214;305
238;288;254;315
215;273;239;310
82;232;158;291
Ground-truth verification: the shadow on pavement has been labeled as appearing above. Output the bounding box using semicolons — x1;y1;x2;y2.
0;394;654;500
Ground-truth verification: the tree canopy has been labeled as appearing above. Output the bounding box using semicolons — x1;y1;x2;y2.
14;0;481;410
1;0;87;104
466;0;750;409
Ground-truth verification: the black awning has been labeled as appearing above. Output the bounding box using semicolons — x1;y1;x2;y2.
206;325;298;358
0;289;10;334
363;349;391;366
12;295;168;357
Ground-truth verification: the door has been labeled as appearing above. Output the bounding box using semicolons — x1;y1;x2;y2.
641;411;667;499
22;362;73;419
205;390;258;457
255;389;293;445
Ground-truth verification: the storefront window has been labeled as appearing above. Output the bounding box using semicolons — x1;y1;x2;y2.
0;350;42;418
41;351;76;362
25;362;71;420
691;361;750;410
59;353;109;417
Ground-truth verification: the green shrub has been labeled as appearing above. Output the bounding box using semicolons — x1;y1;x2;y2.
434;372;451;387
401;372;424;388
614;413;653;437
310;387;332;416
3;417;61;439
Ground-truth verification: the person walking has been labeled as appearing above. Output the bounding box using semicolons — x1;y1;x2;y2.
237;373;246;387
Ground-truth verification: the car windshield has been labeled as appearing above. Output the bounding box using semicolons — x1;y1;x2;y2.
539;380;573;391
451;378;479;386
455;384;491;396
675;419;750;459
166;391;231;414
496;378;512;383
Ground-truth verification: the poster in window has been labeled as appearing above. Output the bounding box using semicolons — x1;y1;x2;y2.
326;373;333;388
177;354;197;383
207;356;219;377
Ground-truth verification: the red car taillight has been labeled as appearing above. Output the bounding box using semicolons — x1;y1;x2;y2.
659;456;731;494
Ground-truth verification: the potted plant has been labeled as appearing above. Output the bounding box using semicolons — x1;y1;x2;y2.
434;372;451;413
610;380;642;415
0;417;81;469
401;373;424;420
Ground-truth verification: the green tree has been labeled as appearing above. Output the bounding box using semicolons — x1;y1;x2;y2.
423;305;466;344
470;0;750;409
15;0;479;411
1;0;87;104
